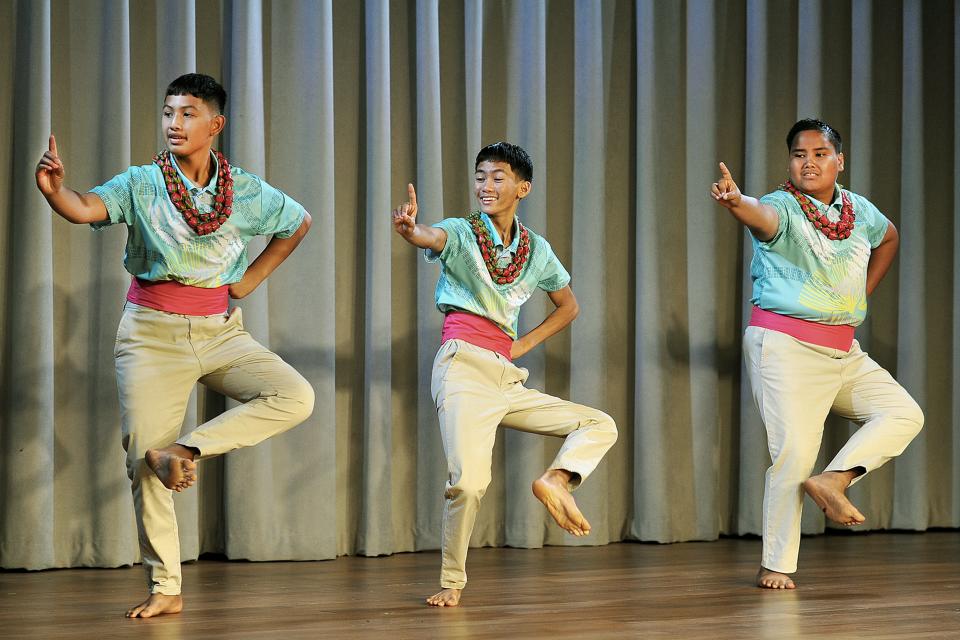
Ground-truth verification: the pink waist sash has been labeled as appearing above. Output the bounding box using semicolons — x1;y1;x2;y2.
127;277;229;316
441;311;513;361
749;306;854;351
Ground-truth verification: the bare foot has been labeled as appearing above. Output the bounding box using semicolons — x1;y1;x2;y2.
803;471;865;526
532;469;590;537
125;593;183;618
145;445;197;492
756;567;796;590
426;588;461;607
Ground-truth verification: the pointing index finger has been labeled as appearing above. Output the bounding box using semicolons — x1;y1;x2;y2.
407;183;417;205
49;134;58;155
718;161;733;181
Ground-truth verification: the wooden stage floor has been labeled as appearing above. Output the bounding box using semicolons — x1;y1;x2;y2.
1;531;958;639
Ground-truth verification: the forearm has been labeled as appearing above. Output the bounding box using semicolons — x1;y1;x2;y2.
236;214;311;296
402;223;446;252
45;188;108;224
513;298;579;358
725;196;778;241
866;225;899;295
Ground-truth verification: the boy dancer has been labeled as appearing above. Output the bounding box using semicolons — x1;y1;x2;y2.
35;74;315;617
392;142;618;607
711;119;923;589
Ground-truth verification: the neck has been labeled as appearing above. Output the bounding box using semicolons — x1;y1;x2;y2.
806;184;836;205
487;211;517;246
174;149;214;186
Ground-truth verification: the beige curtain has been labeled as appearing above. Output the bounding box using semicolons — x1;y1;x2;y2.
1;0;957;571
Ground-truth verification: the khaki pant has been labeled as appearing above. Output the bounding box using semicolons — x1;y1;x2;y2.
114;302;315;595
742;326;923;574
431;339;618;589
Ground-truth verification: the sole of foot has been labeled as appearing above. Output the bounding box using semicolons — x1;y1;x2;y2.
145;448;197;492
532;476;590;537
803;474;865;526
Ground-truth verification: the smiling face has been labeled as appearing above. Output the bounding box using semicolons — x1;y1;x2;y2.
788;130;845;203
474;160;531;219
162;94;225;160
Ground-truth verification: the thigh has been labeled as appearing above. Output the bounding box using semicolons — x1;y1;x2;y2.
743;328;838;457
196;311;308;403
114;305;200;455
432;342;508;482
500;384;609;437
832;343;922;423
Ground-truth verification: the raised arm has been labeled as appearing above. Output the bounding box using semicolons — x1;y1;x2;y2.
392;183;446;252
710;161;778;242
35;134;108;224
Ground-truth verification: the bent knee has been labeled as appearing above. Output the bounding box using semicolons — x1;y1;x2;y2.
594;412;618;444
901;402;924;435
278;377;315;424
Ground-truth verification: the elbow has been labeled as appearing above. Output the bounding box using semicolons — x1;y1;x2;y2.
567;299;580;321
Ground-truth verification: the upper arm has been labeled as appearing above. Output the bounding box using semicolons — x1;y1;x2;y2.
750;203;781;242
427;226;447;253
876;219;898;250
547;285;578;315
89;166;139;227
77;192;109;223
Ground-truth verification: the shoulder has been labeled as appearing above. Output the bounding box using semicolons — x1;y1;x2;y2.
227;164;263;189
522;223;562;262
843;189;881;215
759;189;794;208
434;215;471;233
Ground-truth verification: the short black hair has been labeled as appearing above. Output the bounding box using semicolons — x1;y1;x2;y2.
165;73;227;114
786;118;842;154
475;142;533;182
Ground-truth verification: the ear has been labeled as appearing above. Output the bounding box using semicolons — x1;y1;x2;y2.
517;180;532;199
210;114;226;137
837;152;845;172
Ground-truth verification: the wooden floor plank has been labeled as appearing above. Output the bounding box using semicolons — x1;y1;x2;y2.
1;531;958;639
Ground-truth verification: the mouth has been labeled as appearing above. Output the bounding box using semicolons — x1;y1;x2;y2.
479;196;496;205
801;172;819;179
168;136;186;145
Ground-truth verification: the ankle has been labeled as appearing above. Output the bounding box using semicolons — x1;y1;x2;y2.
167;443;198;461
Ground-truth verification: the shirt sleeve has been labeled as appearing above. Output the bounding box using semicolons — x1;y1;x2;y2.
256;177;307;238
854;195;891;248
88;166;139;229
757;192;790;248
424;217;464;263
535;238;571;292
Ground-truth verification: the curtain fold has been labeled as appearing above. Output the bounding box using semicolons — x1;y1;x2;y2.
1;0;957;571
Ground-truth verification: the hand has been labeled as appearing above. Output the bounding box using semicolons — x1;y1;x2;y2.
391;183;418;239
710;161;742;209
510;337;527;360
228;274;257;299
36;134;65;197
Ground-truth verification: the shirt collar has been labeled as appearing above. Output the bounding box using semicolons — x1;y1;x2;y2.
806;185;842;210
170;151;219;193
480;212;521;252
